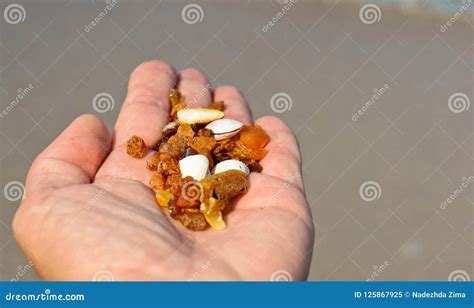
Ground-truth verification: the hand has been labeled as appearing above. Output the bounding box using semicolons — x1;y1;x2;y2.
13;61;314;281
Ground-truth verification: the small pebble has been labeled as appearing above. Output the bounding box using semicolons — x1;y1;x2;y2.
126;135;147;158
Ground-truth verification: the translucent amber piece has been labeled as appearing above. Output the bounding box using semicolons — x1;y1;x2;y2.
240;125;270;149
175;212;209;231
232;141;268;162
146;152;160;171
156;190;174;207
149;173;165;191
209;101;224;111
203;210;226;231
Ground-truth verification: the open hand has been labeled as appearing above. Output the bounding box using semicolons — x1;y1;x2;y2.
13;60;314;281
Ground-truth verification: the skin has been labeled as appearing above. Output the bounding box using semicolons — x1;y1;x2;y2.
12;60;314;281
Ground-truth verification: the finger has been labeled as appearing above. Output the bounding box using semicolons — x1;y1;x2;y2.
113;60;176;148
255;116;303;190
177;68;211;108
25;114;111;195
213;86;252;124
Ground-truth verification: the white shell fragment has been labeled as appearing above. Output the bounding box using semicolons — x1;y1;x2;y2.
205;119;244;141
179;154;210;180
177;108;224;124
162;121;178;132
213;159;250;175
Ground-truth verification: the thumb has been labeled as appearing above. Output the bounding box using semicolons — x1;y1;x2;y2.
24;114;111;196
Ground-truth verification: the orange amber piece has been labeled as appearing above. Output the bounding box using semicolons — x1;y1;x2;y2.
156;190;174;207
239;125;270;150
176;123;195;139
126;135;147;158
191;136;216;153
209;101;224;111
149;173;166;191
146;152;160;171
233;141;268;162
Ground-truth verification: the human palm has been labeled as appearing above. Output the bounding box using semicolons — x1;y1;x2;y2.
13;61;314;281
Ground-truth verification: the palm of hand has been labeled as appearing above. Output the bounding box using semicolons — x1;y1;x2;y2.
13;61;314;281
